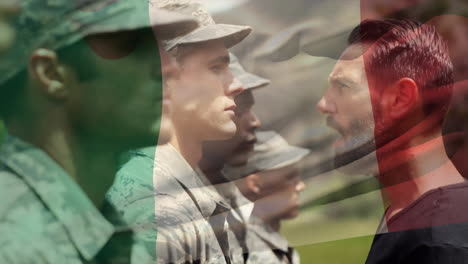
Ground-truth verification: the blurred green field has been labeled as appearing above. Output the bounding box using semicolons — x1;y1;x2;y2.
282;216;377;264
294;235;374;264
280;176;384;264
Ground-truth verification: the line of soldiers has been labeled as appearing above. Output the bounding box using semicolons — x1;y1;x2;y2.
0;0;308;263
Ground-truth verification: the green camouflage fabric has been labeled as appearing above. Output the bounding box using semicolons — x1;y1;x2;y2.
245;216;300;264
0;0;196;86
106;147;159;264
107;145;230;263
0;135;133;263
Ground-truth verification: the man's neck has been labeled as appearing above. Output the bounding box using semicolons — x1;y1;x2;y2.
199;152;227;185
9;119;121;209
170;132;202;169
252;204;281;232
381;134;464;219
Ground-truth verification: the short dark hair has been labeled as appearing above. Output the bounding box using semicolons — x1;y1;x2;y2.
348;19;454;115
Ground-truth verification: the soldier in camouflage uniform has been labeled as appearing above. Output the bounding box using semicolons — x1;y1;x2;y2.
106;1;252;263
225;131;309;264
0;0;197;263
197;53;269;262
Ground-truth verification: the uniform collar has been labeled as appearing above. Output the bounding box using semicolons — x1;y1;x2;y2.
195;168;233;217
249;216;290;252
0;135;115;261
153;144;231;218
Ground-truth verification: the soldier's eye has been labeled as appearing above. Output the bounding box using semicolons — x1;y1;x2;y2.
211;64;225;73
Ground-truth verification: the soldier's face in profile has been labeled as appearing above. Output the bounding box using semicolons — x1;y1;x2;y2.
202;88;260;166
225;89;261;166
68;30;171;148
168;40;242;141
317;45;375;164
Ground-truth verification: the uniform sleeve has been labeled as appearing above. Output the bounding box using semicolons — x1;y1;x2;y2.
0;172;52;264
155;195;202;264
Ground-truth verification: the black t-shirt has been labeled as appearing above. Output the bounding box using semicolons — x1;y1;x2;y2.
366;181;468;264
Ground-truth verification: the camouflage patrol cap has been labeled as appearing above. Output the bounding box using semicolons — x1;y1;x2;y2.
153;0;252;50
224;131;310;180
253;20;353;62
230;53;270;90
0;0;198;85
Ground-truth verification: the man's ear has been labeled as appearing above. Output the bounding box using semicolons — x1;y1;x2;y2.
246;174;261;194
29;48;68;100
382;78;419;120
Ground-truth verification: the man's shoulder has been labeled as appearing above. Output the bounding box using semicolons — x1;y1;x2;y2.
0;229;70;264
0;168;43;217
110;145;181;197
107;148;159;208
367;222;468;264
388;182;468;232
0;170;78;263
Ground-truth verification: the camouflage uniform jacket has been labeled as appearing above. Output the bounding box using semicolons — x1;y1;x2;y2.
0;135;133;264
107;144;228;264
196;170;252;264
245;216;300;264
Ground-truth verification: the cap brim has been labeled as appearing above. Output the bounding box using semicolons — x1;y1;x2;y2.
300;28;352;60
253;24;305;62
266;147;310;171
254;23;353;61
238;72;271;90
86;7;198;40
165;23;252;50
224;147;310;179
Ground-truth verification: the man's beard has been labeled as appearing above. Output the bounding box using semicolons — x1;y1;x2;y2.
333;115;378;176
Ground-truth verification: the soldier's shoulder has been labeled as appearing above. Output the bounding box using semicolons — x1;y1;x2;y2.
0;222;69;264
107;150;158;206
0;167;39;216
0;169;68;263
155;193;199;225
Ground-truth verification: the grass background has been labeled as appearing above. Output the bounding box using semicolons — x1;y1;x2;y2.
294;235;374;264
279;171;385;264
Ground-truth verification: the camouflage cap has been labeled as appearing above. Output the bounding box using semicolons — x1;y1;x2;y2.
224;131;310;180
153;0;252;50
0;0;198;85
230;53;270;90
253;20;353;62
